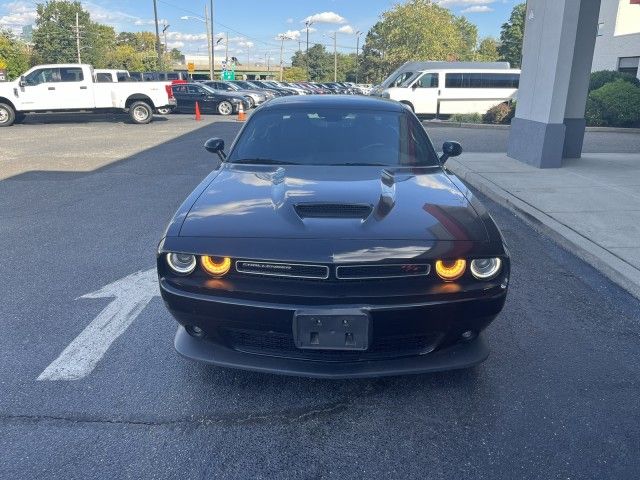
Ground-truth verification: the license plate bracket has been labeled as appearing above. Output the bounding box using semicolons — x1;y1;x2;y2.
293;310;370;351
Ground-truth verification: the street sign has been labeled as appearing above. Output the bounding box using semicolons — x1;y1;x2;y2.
221;70;235;80
187;62;195;73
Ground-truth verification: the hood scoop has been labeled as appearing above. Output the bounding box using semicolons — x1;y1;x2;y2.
294;203;373;220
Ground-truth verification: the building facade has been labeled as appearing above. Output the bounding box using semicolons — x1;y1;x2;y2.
592;0;640;78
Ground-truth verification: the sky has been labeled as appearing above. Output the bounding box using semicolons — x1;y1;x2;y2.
0;0;520;63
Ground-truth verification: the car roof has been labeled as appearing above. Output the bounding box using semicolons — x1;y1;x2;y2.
260;94;405;112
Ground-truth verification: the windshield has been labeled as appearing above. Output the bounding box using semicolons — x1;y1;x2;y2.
227;108;439;167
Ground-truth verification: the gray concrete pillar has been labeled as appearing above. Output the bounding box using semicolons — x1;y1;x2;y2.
507;0;600;168
563;0;601;158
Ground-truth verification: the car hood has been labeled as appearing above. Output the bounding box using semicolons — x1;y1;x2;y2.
179;164;488;242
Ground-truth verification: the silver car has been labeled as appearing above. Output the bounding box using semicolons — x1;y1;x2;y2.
204;81;268;108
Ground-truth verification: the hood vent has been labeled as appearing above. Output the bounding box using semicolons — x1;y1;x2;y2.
295;203;373;220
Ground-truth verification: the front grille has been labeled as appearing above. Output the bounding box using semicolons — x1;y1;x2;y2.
221;328;441;362
295;203;372;219
236;260;329;279
336;264;431;280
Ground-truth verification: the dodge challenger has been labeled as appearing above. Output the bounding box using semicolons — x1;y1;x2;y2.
157;95;509;378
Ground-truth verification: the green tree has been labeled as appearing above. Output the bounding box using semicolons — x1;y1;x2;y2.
359;0;478;83
476;37;499;62
0;29;31;80
283;66;307;81
32;1;116;66
105;44;145;71
498;3;526;68
293;44;331;82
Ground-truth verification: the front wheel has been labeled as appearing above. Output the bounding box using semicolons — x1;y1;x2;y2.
217;101;233;116
245;96;255;108
129;101;153;124
0;103;16;127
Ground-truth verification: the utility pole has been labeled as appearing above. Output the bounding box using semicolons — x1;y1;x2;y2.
210;0;215;79
74;12;81;63
204;4;213;80
355;31;362;84
152;0;162;68
266;52;270;72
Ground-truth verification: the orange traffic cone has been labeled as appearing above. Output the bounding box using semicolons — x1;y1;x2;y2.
195;101;201;121
237;101;246;122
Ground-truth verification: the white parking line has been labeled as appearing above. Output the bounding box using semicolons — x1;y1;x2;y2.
37;268;159;381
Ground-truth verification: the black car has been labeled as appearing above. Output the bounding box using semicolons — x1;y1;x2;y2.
157;95;510;378
171;83;250;115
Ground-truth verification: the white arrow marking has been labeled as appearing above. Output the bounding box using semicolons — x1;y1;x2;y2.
37;268;160;381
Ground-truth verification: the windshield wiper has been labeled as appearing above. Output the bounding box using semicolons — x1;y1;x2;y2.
231;158;298;165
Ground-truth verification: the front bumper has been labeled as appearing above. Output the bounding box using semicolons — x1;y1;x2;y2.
175;325;489;378
160;278;506;378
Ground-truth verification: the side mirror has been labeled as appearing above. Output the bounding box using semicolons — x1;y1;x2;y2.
204;137;226;162
19;76;26;87
411;83;418;90
440;141;462;164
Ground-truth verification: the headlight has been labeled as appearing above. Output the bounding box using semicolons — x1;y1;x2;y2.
201;256;232;277
435;259;466;281
470;258;502;280
166;253;196;275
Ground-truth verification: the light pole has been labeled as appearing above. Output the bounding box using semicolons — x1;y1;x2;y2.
162;23;170;55
210;0;215;79
304;20;314;80
180;14;213;79
355;30;362;83
278;34;292;81
324;32;337;82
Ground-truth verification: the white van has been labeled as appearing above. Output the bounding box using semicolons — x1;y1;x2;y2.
378;68;521;116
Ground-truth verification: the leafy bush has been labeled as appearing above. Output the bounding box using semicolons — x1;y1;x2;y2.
483;102;516;124
585;80;640;127
449;113;483;123
589;70;640;92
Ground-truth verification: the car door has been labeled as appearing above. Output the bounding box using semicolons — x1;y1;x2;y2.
19;67;60;110
172;84;192;113
52;67;94;109
407;72;439;115
187;84;213;112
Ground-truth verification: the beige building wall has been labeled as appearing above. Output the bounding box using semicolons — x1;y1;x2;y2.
592;0;640;78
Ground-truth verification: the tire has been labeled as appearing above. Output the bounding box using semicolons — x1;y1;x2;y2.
129;101;153;124
156;107;171;115
217;101;233;116
0;103;16;127
245;96;255;108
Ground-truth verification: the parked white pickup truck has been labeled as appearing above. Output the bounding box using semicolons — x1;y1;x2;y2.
0;64;176;127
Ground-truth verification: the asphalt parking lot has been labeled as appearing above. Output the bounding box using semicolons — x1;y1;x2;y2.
1;114;639;479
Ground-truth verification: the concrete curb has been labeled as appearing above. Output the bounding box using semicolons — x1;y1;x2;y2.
448;160;640;300
423;121;640;134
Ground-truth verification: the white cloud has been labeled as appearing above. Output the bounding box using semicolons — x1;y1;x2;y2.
166;31;208;42
438;0;494;5
0;1;37;31
134;18;168;26
337;25;355;34
302;11;346;25
276;29;301;41
461;5;494;13
167;41;184;49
